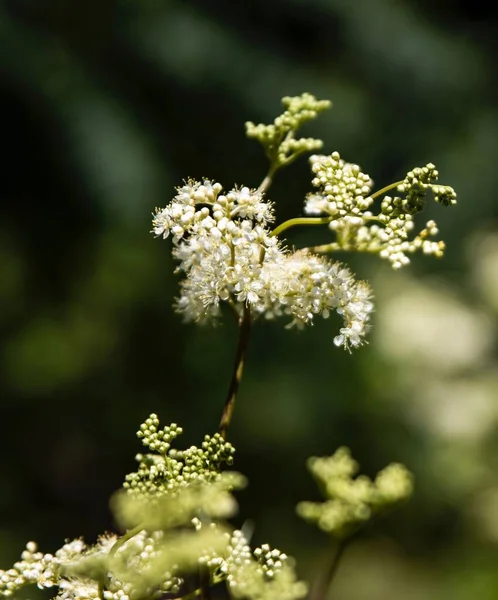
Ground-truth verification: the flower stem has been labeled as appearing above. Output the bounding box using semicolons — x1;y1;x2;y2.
257;164;279;195
308;538;349;600
270;216;333;238
218;305;252;439
99;525;145;599
369;180;403;201
306;242;341;254
109;525;144;559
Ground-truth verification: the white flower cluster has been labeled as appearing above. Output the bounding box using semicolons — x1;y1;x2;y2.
152;179;373;350
0;533;184;600
223;530;307;600
0;540;60;596
253;544;289;579
0;538;120;599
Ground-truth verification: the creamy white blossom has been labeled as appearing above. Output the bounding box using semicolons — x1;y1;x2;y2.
0;538;114;598
0;533;183;600
152;179;374;350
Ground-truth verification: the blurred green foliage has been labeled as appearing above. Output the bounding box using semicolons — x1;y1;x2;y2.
1;1;498;598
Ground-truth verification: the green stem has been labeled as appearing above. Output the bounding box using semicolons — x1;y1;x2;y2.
268;180;401;242
306;242;341;254
369;180;403;201
270;216;333;238
99;525;145;598
218;305;252;439
257;164;279;195
110;525;144;560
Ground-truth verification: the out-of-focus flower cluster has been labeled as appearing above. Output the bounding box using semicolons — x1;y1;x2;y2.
372;232;498;542
1;416;307;600
152;180;374;350
222;530;307;600
0;536;132;599
297;447;413;539
115;414;244;530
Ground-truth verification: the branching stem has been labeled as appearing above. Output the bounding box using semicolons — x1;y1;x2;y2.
270;216;333;238
369;180;403;201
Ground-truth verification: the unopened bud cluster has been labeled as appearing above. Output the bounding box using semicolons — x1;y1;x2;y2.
305;154;456;269
124;414;236;499
245;93;330;168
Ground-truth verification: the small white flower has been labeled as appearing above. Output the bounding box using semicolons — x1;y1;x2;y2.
153;179;374;349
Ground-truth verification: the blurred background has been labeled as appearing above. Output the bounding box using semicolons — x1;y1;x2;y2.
1;0;498;598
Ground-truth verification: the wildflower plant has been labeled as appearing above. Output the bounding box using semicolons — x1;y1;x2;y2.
0;94;456;600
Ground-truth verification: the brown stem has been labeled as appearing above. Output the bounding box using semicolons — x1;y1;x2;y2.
308;538;349;600
218;305;252;439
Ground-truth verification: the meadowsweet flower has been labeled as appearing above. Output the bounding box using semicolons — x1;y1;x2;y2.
0;93;455;600
153;180;374;349
151;96;456;351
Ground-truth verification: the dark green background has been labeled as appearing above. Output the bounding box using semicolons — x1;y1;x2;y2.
1;1;498;598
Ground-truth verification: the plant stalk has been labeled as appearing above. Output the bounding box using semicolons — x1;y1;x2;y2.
270;216;333;238
308;538;349;600
99;525;145;599
218;305;252;439
257;164;278;195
